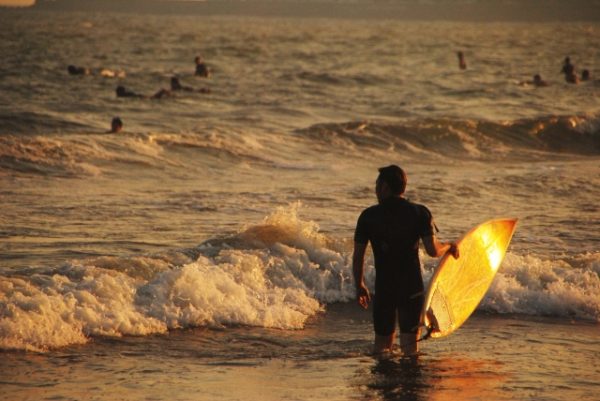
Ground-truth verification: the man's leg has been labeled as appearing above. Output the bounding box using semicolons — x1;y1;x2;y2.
398;292;424;356
374;332;396;353
399;332;419;356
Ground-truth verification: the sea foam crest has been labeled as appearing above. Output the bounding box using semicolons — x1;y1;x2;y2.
481;252;600;322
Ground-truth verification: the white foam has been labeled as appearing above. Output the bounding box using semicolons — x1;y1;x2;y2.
0;204;355;351
481;252;600;321
0;267;167;352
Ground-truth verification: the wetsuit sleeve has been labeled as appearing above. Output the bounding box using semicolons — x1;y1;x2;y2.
354;210;370;245
417;205;436;237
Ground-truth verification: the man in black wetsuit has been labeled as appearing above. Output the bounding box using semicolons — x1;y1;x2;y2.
353;165;459;355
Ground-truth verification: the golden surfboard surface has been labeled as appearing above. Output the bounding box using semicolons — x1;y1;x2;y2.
422;218;518;338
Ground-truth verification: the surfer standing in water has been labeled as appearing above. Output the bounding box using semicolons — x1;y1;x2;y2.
353;165;459;356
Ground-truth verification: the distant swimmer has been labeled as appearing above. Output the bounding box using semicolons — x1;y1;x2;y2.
171;76;193;91
68;65;125;78
520;74;548;87
151;88;173;99
531;74;548;88
116;85;144;98
171;76;211;93
194;55;210;77
533;74;548;87
581;69;590;81
116;86;173;99
457;51;467;70
67;65;91;75
561;57;578;84
110;117;123;133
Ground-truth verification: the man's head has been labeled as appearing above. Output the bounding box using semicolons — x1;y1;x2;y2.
376;165;407;202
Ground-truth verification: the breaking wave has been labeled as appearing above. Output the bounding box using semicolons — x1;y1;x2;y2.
1;204;598;351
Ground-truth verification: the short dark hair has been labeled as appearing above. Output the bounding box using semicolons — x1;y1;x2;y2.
378;165;407;195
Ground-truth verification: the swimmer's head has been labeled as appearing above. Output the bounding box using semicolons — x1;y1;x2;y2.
582;70;590;81
116;86;126;96
111;117;123;133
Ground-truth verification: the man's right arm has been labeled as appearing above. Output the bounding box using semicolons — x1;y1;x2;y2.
422;235;459;259
352;241;371;309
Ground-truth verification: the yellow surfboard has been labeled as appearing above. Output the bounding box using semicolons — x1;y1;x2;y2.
421;218;518;338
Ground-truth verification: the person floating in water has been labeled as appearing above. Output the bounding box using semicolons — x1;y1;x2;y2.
353;165;459;356
171;76;211;93
116;86;144;98
68;65;125;78
116;86;172;99
532;74;548;87
151;88;172;99
561;57;578;84
520;74;548;87
457;51;467;70
110;117;123;133
194;55;210;78
67;65;91;75
581;69;590;81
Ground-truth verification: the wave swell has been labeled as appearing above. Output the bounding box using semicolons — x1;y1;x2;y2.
295;114;600;159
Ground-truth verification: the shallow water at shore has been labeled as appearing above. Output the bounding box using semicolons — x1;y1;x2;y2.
2;305;599;401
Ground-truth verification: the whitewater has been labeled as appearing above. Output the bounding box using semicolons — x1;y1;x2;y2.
0;8;599;401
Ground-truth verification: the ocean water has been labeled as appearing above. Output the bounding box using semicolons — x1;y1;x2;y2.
1;7;599;401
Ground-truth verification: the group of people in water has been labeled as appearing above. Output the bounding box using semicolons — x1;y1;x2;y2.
457;51;592;88
528;56;591;87
67;55;211;132
114;56;211;101
560;56;591;84
115;76;210;100
70;50;594;132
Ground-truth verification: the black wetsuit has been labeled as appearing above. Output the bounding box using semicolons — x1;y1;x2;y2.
354;197;435;335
